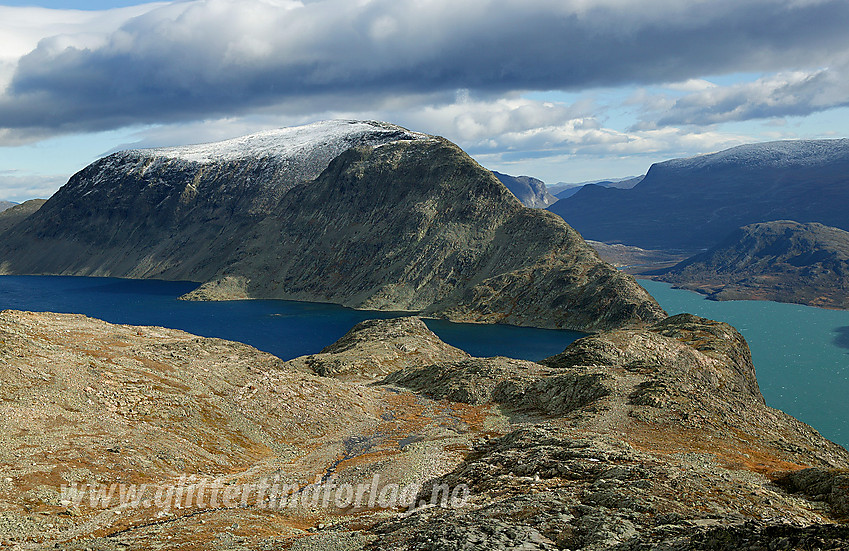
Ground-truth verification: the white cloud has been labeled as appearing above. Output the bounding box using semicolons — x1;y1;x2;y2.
0;171;68;202
630;61;849;127
0;4;166;89
1;0;848;137
662;79;718;93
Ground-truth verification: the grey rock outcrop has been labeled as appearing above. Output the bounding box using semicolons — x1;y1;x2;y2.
777;467;849;517
383;356;611;415
287;317;470;378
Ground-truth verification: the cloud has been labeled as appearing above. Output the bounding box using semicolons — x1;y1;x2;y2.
1;0;848;137
0;4;167;88
648;64;849;126
0;170;68;202
662;79;719;93
104;93;751;183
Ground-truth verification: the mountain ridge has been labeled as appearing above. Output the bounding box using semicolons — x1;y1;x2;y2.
2;310;848;549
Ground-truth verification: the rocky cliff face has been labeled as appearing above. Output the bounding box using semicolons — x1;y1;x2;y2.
0;120;663;331
492;171;557;208
550;139;849;250
658;220;849;308
2;311;847;550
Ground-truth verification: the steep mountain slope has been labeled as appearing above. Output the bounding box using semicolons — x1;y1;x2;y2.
550;139;849;249
658;220;849;308
0;120;663;331
492;171;557;208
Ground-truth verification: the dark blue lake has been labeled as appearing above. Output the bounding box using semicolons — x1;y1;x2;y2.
640;279;849;450
0;275;583;362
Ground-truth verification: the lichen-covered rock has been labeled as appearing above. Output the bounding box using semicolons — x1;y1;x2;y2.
542;313;762;403
371;426;849;551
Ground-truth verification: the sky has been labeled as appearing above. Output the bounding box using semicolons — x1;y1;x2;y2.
1;0;848;202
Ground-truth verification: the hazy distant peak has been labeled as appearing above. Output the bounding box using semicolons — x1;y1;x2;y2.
491;171;557;208
128;120;431;164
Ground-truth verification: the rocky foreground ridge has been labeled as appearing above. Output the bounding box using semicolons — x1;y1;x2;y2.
1;311;847;550
0;120;661;331
657;220;849;309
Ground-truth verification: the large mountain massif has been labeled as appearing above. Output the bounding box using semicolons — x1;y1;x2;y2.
550;139;849;250
0;120;662;331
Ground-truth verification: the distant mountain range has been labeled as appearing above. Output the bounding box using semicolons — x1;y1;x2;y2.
548;175;644;199
492;171;557;208
657;220;849;309
549;139;849;249
0;120;662;331
0;200;17;212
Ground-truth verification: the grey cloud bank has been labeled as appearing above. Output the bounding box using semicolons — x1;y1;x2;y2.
2;0;848;135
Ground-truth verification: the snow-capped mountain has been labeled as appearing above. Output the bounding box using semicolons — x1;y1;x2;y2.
0;120;662;331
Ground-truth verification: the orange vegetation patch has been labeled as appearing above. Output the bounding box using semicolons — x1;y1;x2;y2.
626;421;810;476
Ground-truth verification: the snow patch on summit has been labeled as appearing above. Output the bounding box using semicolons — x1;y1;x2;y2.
132;120;431;164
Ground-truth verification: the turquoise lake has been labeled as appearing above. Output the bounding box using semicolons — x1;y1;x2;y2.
1;275;846;450
639;279;848;450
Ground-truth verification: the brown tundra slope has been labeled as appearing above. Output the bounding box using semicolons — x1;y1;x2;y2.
1;311;848;550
